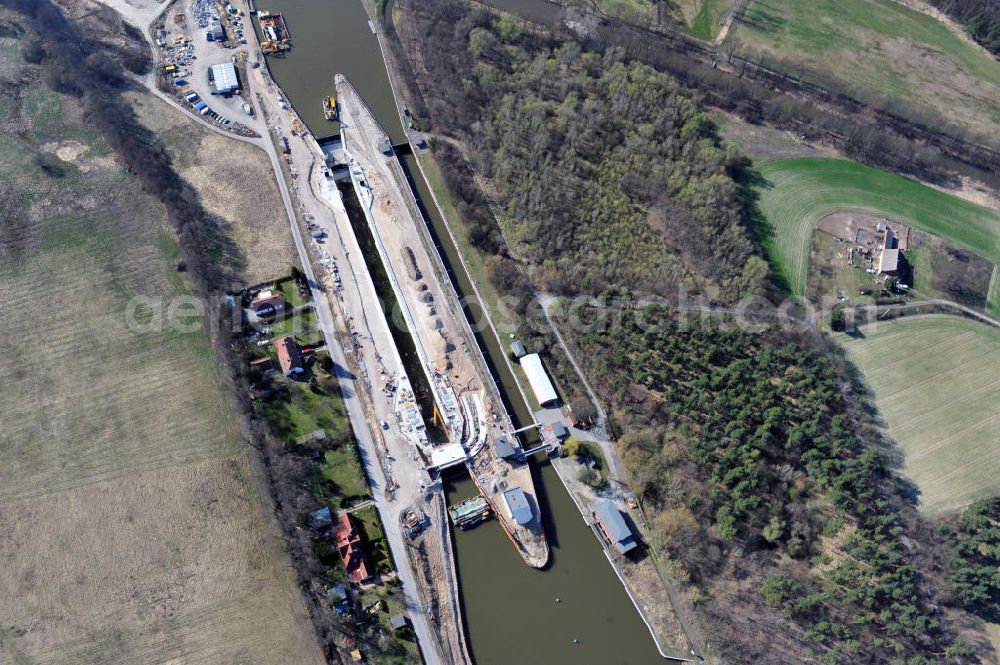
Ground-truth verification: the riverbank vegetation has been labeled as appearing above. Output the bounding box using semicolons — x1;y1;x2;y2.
579;7;1000;186
562;0;728;40
729;0;1000;142
930;0;1000;57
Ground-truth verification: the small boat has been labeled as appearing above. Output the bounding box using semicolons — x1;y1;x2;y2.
323;96;337;121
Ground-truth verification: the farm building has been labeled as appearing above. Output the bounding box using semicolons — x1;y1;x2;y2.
275;336;306;378
250;289;284;317
332;512;372;584
594;500;638;555
503;487;533;526
520;353;558;406
878;248;901;276
210;61;239;94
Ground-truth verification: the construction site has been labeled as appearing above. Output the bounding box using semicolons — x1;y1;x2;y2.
238;37;553;655
336;74;549;569
8;0;687;662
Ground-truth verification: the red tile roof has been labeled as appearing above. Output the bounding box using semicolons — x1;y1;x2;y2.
275;336;305;377
251;291;284;313
333;512;371;584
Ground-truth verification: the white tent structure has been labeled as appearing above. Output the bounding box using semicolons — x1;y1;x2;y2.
520;353;558;406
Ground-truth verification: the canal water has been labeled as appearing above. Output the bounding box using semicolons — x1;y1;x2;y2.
255;0;665;661
253;0;405;142
446;463;664;665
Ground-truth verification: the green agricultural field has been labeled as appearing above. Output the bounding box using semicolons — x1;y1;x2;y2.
682;0;730;40
753;158;1000;314
732;0;1000;139
582;0;729;40
843;316;1000;514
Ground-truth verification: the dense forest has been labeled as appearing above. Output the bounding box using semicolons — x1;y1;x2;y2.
397;0;766;302
931;0;1000;56
391;0;1000;661
942;498;1000;621
564;302;958;663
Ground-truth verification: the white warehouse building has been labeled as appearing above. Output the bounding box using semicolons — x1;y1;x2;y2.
520;353;558;406
210;62;239;94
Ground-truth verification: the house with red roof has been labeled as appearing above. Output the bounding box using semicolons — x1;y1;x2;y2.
275;336;306;379
333;512;372;584
250;289;284;318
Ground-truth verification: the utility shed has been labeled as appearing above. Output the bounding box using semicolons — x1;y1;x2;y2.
495;436;516;459
309;506;333;530
520;353;558;406
594;500;637;554
389;614;408;631
211;61;239;94
503;487;533;526
510;340;527;358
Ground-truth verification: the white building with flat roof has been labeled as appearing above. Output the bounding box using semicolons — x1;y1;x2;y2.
503;487;533;526
211;62;239;94
520;353;558;406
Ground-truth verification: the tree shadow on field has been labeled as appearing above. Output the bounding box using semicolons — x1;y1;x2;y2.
735;0;786;34
733;160;792;296
3;0;250;296
826;327;923;509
